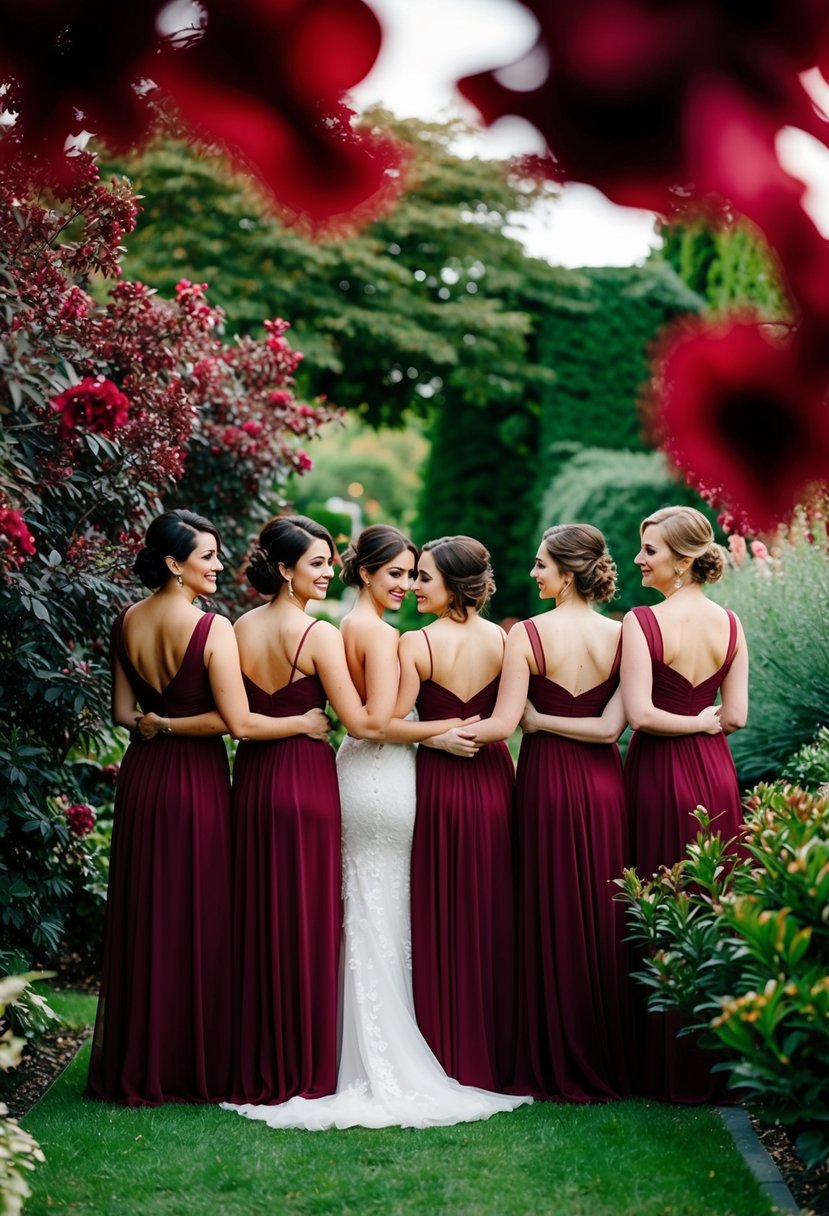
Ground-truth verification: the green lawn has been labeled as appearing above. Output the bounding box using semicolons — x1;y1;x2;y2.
21;994;776;1216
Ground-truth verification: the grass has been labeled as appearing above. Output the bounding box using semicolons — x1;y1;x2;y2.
20;994;777;1216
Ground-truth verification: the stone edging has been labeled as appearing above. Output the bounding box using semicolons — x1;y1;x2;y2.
719;1107;800;1214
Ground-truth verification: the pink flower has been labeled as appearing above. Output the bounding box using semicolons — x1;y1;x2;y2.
750;540;770;561
66;803;96;838
652;319;829;532
727;534;747;567
52;377;130;435
0;508;36;568
295;451;314;472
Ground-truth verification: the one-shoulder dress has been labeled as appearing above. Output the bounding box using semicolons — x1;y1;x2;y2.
227;619;342;1106
410;631;517;1092
513;620;633;1102
624;604;743;1103
87;608;233;1105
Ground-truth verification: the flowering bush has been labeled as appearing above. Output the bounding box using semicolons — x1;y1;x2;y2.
0;976;51;1216
617;786;829;1167
0;142;331;969
708;510;829;783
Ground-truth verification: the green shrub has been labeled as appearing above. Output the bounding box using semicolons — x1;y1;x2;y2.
617;784;829;1167
0;975;48;1216
539;447;720;614
709;516;829;785
781;726;829;792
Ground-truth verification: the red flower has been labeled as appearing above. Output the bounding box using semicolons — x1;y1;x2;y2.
66;803;96;838
653;319;829;532
295;451;314;472
0;508;36;568
52;377;130;435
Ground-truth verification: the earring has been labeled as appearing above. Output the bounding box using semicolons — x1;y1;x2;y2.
175;573;183;587
287;576;295;599
673;570;683;590
364;579;371;589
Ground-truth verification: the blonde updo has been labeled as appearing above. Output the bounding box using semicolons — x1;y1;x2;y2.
340;525;418;588
640;506;725;584
541;523;618;604
421;535;495;621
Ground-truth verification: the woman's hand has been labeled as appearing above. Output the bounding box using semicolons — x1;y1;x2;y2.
697;705;723;735
425;726;480;757
137;711;165;740
302;708;332;742
519;701;541;734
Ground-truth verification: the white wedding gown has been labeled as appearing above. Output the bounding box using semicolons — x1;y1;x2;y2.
223;736;531;1129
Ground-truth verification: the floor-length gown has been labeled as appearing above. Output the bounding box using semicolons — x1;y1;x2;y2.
624;604;743;1103
411;633;518;1092
228;619;341;1105
513;621;633;1102
87;608;232;1105
223;730;530;1129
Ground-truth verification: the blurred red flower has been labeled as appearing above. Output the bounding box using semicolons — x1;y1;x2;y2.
52;377;130;435
653;320;829;532
0;508;36;568
66;803;96;838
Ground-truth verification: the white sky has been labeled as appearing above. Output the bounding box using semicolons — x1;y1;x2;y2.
352;0;829;269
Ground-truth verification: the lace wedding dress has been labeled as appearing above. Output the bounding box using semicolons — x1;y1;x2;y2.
223;736;531;1129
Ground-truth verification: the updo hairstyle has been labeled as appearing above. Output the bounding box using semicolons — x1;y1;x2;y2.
641;505;725;584
247;514;336;596
541;523;617;604
133;509;221;589
421;535;495;621
340;525;418;588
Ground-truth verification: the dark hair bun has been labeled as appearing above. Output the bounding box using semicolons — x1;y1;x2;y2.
246;554;282;595
692;544;725;584
133;546;168;589
339;543;362;588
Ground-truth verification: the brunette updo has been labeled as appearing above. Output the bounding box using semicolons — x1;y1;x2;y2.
641;505;725;584
247;514;336;596
541;523;618;604
421;535;495;621
133;509;221;589
340;525;418;588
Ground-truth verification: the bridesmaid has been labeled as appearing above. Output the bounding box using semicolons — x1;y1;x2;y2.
227;515;417;1107
393;535;517;1092
88;510;327;1106
463;524;633;1101
621;504;748;1103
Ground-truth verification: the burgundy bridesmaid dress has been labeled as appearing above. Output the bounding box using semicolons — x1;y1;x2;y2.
231;619;341;1104
624;604;743;1103
513;621;633;1102
410;631;517;1092
87;609;233;1105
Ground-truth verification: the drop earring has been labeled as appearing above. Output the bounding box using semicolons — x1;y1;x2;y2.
673;569;683;590
287;576;295;598
175;573;183;587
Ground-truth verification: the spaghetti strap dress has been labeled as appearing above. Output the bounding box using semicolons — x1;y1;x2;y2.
410;631;517;1092
624;604;743;1103
227;618;342;1106
87;608;233;1105
513;621;633;1101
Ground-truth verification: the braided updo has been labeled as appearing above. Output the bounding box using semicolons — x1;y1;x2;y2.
247;514;335;596
132;509;221;589
541;523;618;604
421;535;495;621
340;525;418;588
641;506;725;584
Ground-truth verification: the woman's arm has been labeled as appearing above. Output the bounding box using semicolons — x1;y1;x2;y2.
136;706;330;742
621;613;722;737
377;630;470;745
520;686;628;744
719;616;749;734
111;653;143;733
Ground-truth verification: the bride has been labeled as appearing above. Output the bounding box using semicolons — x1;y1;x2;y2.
224;525;531;1129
